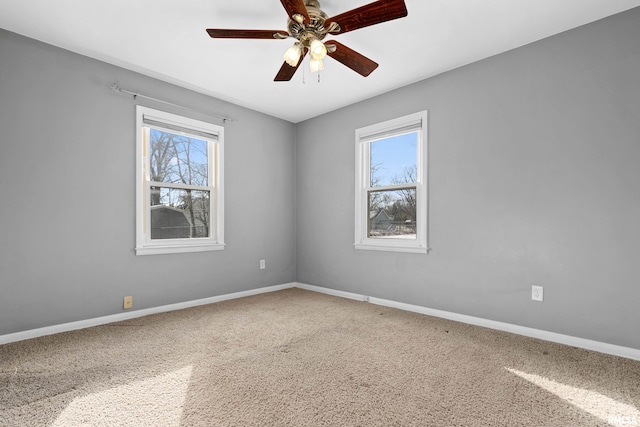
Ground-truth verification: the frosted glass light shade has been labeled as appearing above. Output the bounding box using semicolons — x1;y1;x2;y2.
284;43;302;67
309;39;327;60
310;57;324;73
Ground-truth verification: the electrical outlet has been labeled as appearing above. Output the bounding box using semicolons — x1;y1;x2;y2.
531;286;543;302
123;296;133;309
259;259;266;270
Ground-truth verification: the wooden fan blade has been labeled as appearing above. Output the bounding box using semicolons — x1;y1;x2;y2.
280;0;310;23
325;0;408;34
275;50;308;81
206;29;289;39
325;41;378;77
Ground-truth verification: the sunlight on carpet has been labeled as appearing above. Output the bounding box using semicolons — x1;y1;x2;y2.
52;365;193;427
506;368;640;425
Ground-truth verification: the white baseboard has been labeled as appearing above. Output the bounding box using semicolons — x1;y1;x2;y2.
296;283;368;302
294;282;640;362
4;281;640;362
0;283;296;345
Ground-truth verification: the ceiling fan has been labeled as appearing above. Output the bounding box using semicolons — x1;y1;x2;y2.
206;0;408;81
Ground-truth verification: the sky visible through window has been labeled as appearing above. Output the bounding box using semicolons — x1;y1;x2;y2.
370;132;417;187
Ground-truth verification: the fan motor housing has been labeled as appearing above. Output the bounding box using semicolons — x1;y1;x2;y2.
288;0;330;42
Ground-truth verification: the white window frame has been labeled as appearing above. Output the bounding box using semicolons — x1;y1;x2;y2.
354;111;428;254
135;106;224;255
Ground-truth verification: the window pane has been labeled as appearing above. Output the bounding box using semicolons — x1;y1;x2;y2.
368;188;416;239
150;187;210;239
370;132;417;187
149;129;209;186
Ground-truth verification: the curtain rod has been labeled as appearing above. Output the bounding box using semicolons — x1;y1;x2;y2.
110;83;237;123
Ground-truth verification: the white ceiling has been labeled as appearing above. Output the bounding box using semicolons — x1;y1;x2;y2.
1;0;639;123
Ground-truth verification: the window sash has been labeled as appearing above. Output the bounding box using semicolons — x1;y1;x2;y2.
360;182;423;242
367;186;417;239
364;183;417;193
148;181;212;191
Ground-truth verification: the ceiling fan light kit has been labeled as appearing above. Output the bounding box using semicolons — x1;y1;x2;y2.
284;42;303;67
206;0;408;81
309;38;327;60
309;57;325;73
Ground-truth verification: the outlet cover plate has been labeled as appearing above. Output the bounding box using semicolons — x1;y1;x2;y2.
532;286;543;302
123;296;133;309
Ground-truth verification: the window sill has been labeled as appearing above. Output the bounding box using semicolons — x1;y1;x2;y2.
354;242;429;254
136;242;225;256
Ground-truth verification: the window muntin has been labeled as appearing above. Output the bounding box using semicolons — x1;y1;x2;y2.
355;111;428;253
136;106;224;255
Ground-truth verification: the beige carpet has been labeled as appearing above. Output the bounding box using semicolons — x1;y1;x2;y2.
1;288;639;426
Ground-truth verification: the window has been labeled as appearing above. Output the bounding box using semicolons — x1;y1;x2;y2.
136;106;224;255
354;111;428;253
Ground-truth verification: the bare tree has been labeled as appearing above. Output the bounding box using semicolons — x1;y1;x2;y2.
391;164;417;219
368;163;395;211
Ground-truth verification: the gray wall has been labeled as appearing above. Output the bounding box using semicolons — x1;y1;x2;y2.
2;8;640;351
296;8;640;349
0;29;297;335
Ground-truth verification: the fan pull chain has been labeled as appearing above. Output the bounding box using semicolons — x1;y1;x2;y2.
302;61;306;84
